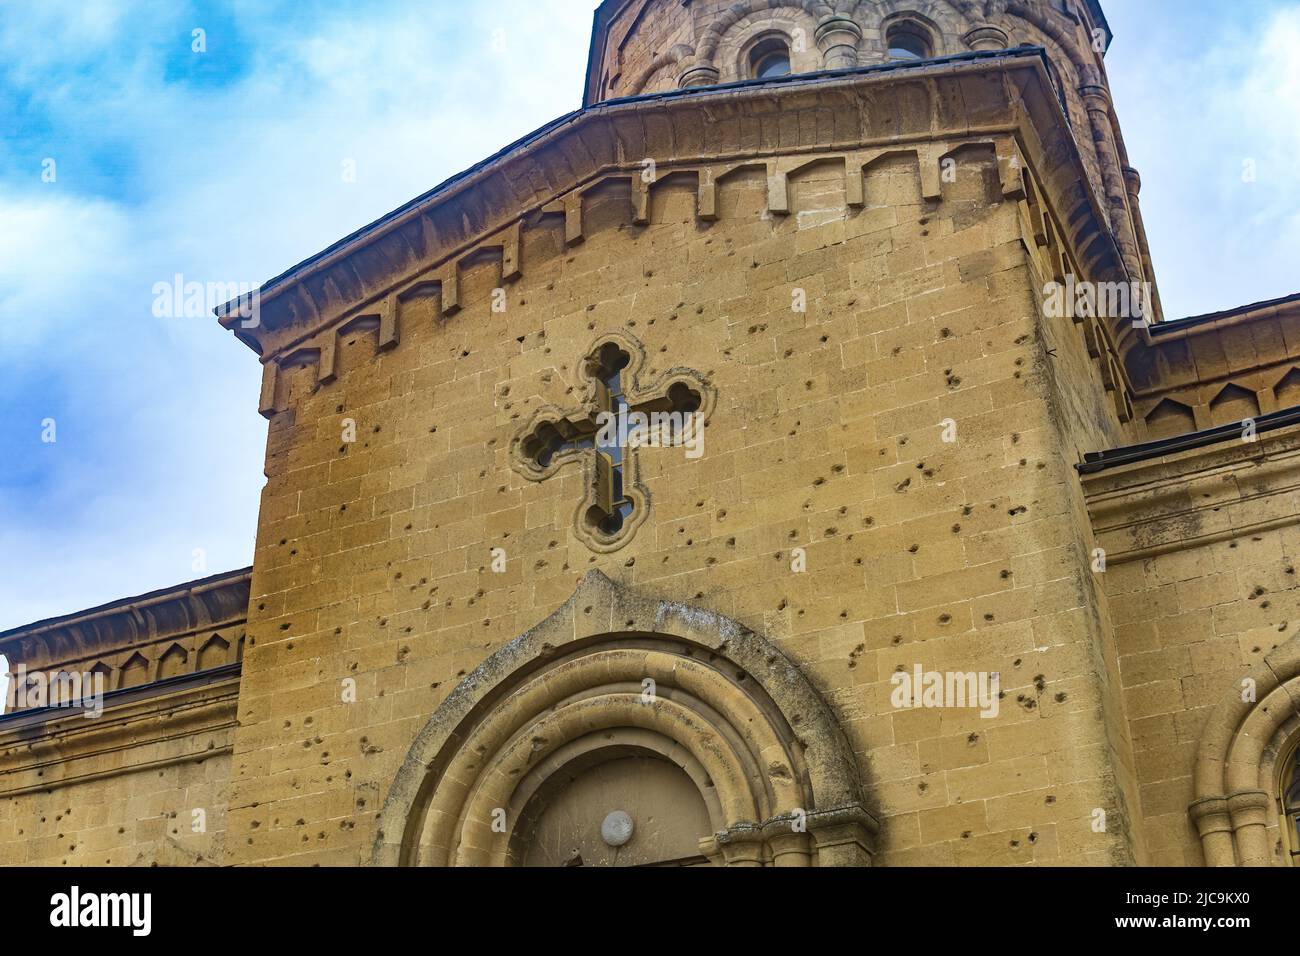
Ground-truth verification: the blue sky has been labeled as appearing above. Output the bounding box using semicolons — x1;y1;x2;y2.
0;0;1297;678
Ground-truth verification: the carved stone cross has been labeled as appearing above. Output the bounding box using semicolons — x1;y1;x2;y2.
513;333;713;552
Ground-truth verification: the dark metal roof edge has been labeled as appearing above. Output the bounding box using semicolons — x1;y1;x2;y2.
1077;405;1300;476
0;567;253;645
583;0;611;109
0;662;242;728
1085;0;1112;50
215;46;1049;318
1149;291;1300;336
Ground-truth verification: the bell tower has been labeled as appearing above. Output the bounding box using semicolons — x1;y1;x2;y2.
585;0;1161;322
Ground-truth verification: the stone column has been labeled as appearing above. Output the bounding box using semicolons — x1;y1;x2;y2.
1189;796;1236;867
763;818;813;866
1079;84;1145;286
1121;165;1164;323
815;16;863;71
768;834;812;866
1228;790;1274;867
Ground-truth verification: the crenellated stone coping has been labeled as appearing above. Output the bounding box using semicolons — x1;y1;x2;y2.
3;625;245;714
582;1;1144;328
1012;144;1134;426
1124;295;1300;439
220;54;1137;414
255;134;1029;421
0;568;251;695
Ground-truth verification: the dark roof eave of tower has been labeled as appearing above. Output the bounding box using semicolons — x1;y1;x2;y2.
584;0;612;109
213;46;1054;330
1084;0;1112;51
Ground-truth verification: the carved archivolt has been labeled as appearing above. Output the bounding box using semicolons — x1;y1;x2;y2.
1191;631;1300;866
372;571;877;866
725;11;825;82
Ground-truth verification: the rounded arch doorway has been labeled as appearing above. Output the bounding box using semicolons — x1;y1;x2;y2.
372;572;877;867
513;746;714;867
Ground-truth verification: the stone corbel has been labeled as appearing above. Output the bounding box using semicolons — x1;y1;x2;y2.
995;139;1028;201
258;362;278;419
767;160;792;215
541;195;585;247
914;143;948;202
697;167;719;221
630;175;651;225
318;332;338;384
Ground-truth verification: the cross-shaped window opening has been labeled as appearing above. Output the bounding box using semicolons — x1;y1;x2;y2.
517;337;708;549
590;344;635;535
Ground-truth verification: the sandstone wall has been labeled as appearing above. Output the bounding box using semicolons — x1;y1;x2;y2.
228;132;1141;865
1088;431;1300;866
0;679;237;866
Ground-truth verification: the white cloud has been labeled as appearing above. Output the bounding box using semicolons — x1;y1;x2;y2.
1107;1;1300;318
0;1;592;634
0;0;131;73
0;196;134;352
4;0;1295;642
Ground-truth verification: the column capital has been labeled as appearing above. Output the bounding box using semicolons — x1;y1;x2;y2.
1227;789;1273;827
714;823;766;866
807;802;878;867
963;26;1009;51
1188;795;1233;837
815;15;863;45
1078;83;1114;111
677;64;719;88
815;16;863;71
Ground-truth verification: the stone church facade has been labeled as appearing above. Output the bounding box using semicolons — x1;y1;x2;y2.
4;0;1299;867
